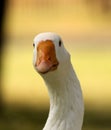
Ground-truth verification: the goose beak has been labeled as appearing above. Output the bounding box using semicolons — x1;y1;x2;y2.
35;40;59;74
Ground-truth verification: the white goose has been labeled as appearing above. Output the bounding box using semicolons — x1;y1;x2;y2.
33;32;84;130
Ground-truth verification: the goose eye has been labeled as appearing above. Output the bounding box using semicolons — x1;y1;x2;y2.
33;43;35;47
59;40;62;47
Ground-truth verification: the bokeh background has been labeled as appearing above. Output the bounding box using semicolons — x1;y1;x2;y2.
0;0;111;130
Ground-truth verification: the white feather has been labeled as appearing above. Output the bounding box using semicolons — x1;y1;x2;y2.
33;32;84;130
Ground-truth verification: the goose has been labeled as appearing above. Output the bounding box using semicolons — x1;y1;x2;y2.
33;32;84;130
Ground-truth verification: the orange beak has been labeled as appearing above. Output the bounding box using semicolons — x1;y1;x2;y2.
35;40;59;74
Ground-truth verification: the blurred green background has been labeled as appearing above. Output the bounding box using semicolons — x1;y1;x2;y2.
0;0;111;130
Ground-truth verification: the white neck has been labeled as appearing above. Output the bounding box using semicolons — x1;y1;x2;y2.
42;63;84;130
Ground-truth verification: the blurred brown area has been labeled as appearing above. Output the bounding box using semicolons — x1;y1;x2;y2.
85;0;111;13
0;0;111;130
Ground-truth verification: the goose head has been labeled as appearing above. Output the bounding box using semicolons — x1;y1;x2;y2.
33;32;70;75
33;32;84;130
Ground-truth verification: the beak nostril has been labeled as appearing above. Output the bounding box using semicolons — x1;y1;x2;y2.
48;58;51;61
47;57;51;61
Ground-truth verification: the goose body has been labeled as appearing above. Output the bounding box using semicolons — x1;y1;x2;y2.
33;32;84;130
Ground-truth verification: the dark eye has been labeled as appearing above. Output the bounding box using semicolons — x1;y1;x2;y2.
59;40;62;47
33;43;35;47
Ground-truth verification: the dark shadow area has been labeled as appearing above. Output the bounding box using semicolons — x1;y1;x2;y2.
0;105;111;130
83;108;111;129
0;105;48;130
0;0;7;114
